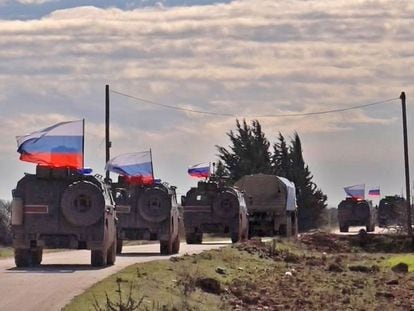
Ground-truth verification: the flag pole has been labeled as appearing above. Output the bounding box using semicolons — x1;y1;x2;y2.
105;84;111;182
82;118;85;170
150;148;155;182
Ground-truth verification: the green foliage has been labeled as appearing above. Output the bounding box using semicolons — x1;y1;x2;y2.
0;200;12;245
217;120;327;231
216;119;272;182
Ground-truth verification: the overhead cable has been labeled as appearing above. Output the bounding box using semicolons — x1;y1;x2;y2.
110;89;399;118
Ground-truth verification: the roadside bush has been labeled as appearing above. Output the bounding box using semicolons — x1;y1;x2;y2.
0;200;12;245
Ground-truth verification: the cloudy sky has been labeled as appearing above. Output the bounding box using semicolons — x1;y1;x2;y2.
1;0;414;206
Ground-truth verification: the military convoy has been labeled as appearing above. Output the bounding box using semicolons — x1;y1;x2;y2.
181;178;249;244
337;197;376;232
111;176;180;255
235;174;298;238
11;166;117;267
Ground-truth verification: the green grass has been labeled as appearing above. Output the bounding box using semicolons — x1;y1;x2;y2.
0;247;13;259
387;254;414;272
64;246;274;311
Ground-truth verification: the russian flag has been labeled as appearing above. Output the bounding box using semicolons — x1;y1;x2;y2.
344;184;365;199
368;187;380;197
105;151;154;185
17;120;84;169
188;162;210;178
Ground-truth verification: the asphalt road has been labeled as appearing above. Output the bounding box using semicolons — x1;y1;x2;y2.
0;242;228;311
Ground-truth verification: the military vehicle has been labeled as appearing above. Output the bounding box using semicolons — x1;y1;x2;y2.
378;195;407;228
235;174;298;238
111;176;180;255
181;178;249;244
11;165;117;267
337;198;376;232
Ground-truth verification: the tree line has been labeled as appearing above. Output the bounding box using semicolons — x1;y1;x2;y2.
216;119;327;231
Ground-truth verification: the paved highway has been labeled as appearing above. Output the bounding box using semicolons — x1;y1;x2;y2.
0;242;228;311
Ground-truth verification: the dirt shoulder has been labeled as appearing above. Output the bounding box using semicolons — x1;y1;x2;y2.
65;232;414;310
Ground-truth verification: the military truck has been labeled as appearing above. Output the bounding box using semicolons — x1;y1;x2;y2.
111;176;180;255
378;195;407;228
11;165;117;267
337;198;376;232
235;174;298;238
181;178;249;244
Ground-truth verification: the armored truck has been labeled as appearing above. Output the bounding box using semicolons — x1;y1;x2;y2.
11;166;117;267
181;179;249;244
337;198;376;232
378;195;407;228
235;174;298;238
111;176;180;255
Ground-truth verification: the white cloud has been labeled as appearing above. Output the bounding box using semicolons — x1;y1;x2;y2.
1;0;414;206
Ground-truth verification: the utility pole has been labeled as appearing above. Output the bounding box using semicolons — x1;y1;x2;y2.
400;91;413;239
105;84;111;182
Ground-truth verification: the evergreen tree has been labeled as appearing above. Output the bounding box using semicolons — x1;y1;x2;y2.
289;132;327;230
214;160;228;178
216;119;271;182
272;133;290;178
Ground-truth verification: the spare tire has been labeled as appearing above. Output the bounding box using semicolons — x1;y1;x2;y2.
61;181;105;226
138;187;171;223
213;191;239;219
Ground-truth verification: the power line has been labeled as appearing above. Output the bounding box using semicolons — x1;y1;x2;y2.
110;89;399;118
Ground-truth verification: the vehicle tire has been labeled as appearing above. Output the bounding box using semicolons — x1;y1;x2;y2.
186;233;196;244
91;249;107;267
339;224;349;232
231;230;241;243
116;239;123;254
366;223;375;232
160;239;173;255
138;188;170;223
212;191;239;219
31;247;43;266
14;248;31;267
278;224;287;236
172;233;180;254
107;241;116;265
61;181;105;227
196;232;203;244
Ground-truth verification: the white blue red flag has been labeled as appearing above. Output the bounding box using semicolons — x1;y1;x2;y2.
368;187;380;197
17;120;84;169
344;184;365;199
188;162;210;178
105;151;154;184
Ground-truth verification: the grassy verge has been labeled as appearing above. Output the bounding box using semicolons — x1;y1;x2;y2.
0;247;13;259
65;233;414;311
387;255;414;272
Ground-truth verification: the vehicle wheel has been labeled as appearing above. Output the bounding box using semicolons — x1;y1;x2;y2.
116;239;123;254
138;188;170;223
160;239;173;255
212;191;239;219
31;248;43;266
91;249;107;267
107;241;116;265
366;223;375;232
195;232;203;244
14;248;31;267
61;181;105;227
278;224;287;236
186;233;196;244
172;233;180;254
241;221;249;242
339;224;349;232
231;230;241;243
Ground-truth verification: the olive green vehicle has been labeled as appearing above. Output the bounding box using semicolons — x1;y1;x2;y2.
111;176;180;255
11;166;117;267
235;174;298;238
337;198;376;232
378;195;407;228
181;178;249;244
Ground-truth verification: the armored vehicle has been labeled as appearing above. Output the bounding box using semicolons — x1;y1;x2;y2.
235;174;298;238
181;179;249;244
11;166;117;267
378;195;407;228
112;176;180;255
337;198;376;232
